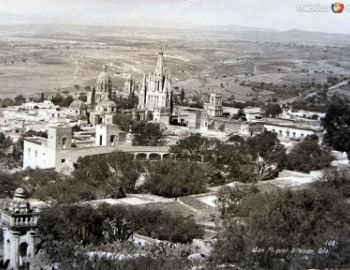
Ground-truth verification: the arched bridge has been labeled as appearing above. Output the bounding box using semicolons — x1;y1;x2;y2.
117;145;171;161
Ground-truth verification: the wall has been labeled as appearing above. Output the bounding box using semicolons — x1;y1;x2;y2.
264;124;315;139
23;140;55;169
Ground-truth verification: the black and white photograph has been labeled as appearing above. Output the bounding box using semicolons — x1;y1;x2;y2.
0;0;350;269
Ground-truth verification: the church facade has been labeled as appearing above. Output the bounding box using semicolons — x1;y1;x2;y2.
138;49;173;113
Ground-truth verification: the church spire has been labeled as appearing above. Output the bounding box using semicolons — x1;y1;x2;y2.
155;45;165;76
141;72;147;90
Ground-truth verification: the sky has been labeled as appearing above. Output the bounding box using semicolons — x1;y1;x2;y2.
0;0;349;34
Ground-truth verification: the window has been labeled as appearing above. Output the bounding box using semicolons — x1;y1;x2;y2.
62;137;67;150
61;159;65;163
35;150;38;158
110;135;115;146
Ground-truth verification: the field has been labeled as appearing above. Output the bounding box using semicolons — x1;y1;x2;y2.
0;24;350;102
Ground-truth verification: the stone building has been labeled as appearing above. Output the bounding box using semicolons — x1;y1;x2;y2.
206;93;223;117
87;65;113;107
1;188;39;270
138;49;173;113
263;118;320;139
89;97;117;126
68;99;88;121
173;106;208;130
22;123;127;174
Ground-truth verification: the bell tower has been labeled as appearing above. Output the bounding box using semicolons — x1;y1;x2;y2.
1;188;39;270
207;93;223;117
47;125;72;151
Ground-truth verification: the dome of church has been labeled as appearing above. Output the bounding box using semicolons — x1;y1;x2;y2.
14;187;25;199
96;99;117;114
70;99;87;111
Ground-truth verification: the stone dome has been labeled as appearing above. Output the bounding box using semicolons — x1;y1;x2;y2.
96;99;117;114
14;187;25;199
69;99;87;111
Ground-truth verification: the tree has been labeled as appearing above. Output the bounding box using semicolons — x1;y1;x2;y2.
115;114;133;132
0;173;19;198
233;108;247;121
60;95;74;107
126;91;138;109
14;95;26;105
286;137;333;173
208;142;242;184
91;87;96;108
38;205;105;248
1;98;15;108
208;132;286;184
40;92;45;102
51;94;64;105
145;160;208;198
212;186;350;269
180;88;185;103
132;122;164;146
169;133;219;162
315;168;350;198
0;132;13;153
78;95;87;102
323;96;350;156
73;151;142;196
216;184;258;218
264;103;282;118
244;131;286;181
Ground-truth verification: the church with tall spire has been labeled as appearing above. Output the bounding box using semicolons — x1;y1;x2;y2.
138;47;173;113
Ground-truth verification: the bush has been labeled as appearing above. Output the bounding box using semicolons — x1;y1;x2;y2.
286;138;333;173
38;204;203;249
145;160;208;198
212;185;350;269
132;121;165;146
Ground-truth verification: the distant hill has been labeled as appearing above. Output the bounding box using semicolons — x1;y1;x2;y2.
203;24;276;33
0;22;349;47
202;26;350;46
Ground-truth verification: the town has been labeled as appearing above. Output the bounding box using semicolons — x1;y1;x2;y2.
0;1;350;269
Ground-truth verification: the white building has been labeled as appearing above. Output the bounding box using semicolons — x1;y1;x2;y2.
263;118;321;139
281;109;326;121
23;124;126;174
206;93;223;117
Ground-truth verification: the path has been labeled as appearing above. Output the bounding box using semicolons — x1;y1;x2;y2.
71;54;79;82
